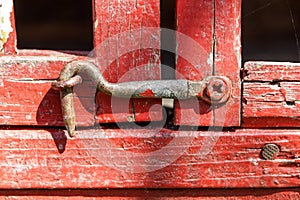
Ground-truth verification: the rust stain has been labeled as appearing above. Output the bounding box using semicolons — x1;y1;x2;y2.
0;0;13;53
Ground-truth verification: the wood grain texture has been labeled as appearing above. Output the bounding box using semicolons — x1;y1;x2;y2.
175;0;241;126
175;0;214;126
214;0;241;126
244;61;300;81
93;0;162;123
0;128;299;189
0;55;94;126
243;61;300;127
1;188;300;199
0;51;161;126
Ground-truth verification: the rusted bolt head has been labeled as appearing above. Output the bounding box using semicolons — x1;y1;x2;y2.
261;144;280;160
203;77;231;104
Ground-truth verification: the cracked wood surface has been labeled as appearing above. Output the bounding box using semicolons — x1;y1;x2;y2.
0;55;94;126
214;0;241;126
0;128;299;189
0;0;162;125
243;61;300;127
175;0;214;126
1;0;299;195
175;0;241;126
93;0;162;123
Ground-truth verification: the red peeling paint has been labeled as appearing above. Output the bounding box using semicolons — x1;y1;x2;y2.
140;89;156;98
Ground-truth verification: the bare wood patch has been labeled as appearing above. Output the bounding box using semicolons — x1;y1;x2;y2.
0;0;16;54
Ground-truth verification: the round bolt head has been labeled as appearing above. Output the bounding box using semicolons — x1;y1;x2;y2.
261;144;280;160
205;78;229;102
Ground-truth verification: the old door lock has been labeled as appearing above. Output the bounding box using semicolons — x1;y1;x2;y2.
52;61;232;137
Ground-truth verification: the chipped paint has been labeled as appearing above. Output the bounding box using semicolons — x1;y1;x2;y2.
0;0;13;53
207;50;214;66
139;89;155;98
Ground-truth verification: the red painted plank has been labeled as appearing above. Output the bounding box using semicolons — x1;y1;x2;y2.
0;56;94;126
0;55;75;79
214;0;241;126
243;62;300;127
244;62;300;81
0;81;94;126
0;0;17;54
93;0;162;123
175;0;241;126
1;188;300;199
0;128;299;189
175;0;214;126
244;82;300;103
243;82;300;127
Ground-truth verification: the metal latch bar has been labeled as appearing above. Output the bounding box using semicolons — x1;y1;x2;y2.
52;61;232;137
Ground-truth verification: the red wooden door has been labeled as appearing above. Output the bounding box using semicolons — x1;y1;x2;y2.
0;0;300;199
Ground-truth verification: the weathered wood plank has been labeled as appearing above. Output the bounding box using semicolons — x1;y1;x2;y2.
0;56;94;126
1;188;300;199
0;53;161;126
175;0;241;127
243;82;300;127
244;62;300;81
175;0;214;126
243;61;300;127
0;128;299;189
244;82;300;103
0;0;17;54
93;0;162;123
0;81;94;126
214;0;241;126
0;55;76;79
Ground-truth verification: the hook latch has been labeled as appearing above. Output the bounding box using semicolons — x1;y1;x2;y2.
52;61;232;137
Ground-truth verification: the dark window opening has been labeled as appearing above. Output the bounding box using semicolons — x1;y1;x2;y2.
161;0;176;80
160;0;177;127
242;0;300;63
13;0;93;51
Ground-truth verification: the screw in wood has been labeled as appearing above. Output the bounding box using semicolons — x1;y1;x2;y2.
205;78;228;101
261;144;280;160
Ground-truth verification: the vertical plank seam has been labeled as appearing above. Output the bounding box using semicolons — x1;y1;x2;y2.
212;0;217;76
239;0;243;127
213;0;217;125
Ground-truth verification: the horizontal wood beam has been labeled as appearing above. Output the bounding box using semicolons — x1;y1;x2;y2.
0;128;299;189
244;62;300;82
243;61;300;127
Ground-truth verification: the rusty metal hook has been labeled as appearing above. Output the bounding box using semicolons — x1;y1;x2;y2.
52;61;232;137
